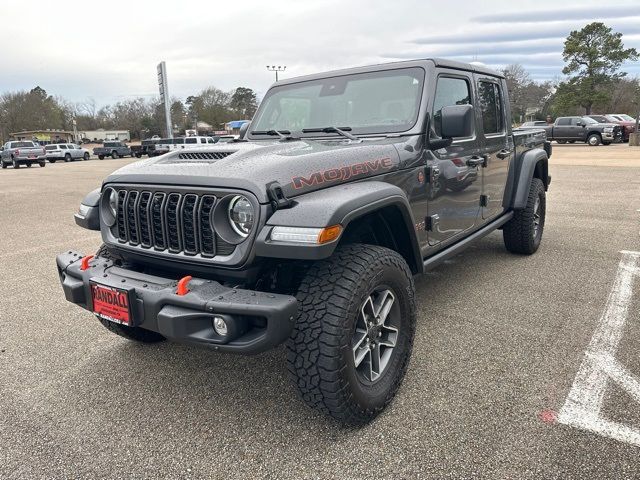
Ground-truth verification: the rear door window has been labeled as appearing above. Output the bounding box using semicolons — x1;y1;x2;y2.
60;145;68;149
478;81;504;135
556;118;571;126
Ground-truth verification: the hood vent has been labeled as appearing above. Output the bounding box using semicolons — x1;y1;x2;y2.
177;151;235;160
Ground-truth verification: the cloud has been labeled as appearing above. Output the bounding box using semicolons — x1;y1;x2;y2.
472;5;640;23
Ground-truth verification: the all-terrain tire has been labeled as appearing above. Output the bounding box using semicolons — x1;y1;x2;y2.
503;177;545;254
286;244;416;425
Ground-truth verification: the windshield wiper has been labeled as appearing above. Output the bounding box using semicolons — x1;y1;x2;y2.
251;129;292;138
301;126;360;141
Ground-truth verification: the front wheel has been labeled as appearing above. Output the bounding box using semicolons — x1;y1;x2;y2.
503;177;545;254
587;133;601;146
48;159;56;163
64;153;71;162
83;152;90;160
98;155;105;160
111;151;119;159
287;244;416;425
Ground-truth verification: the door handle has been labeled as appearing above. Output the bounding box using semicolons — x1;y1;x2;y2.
466;155;486;167
496;149;512;159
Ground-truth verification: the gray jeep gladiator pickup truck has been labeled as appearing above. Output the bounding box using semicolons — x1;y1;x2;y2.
57;59;551;424
93;141;132;160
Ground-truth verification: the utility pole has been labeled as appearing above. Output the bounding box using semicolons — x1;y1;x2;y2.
157;61;173;139
266;65;286;82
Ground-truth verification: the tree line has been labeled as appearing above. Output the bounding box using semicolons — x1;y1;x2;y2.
504;22;639;123
0;86;258;142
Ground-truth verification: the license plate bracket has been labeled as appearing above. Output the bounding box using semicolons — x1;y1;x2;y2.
90;282;134;325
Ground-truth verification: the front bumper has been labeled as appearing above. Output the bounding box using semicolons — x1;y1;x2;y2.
56;251;298;354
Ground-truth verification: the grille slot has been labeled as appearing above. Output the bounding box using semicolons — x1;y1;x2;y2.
114;187;241;259
178;152;233;160
166;194;182;253
138;192;152;247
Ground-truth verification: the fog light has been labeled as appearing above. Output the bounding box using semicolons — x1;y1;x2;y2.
213;316;228;336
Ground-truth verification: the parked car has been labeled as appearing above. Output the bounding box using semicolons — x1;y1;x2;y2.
93;141;132;160
45;143;90;163
605;114;637;142
521;116;622;145
1;140;47;168
152;136;218;155
59;58;551;424
130;139;160;158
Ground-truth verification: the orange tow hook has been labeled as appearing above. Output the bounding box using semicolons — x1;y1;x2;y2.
80;255;94;271
176;276;193;296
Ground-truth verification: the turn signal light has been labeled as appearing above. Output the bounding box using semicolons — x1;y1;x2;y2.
318;225;342;244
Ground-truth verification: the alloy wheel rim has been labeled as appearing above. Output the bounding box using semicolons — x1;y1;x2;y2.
352;288;399;382
533;197;541;238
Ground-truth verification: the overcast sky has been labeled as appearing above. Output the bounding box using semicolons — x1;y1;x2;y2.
1;0;639;106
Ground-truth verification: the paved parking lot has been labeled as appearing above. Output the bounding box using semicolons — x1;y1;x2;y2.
1;144;639;478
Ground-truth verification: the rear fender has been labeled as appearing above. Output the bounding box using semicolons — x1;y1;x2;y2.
508;148;549;210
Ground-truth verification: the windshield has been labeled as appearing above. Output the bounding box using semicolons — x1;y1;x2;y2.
250;67;425;137
617;114;635;122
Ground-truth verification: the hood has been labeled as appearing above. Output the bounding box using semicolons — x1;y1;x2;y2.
104;138;403;203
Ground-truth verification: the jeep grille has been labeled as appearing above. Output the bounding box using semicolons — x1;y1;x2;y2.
114;188;235;257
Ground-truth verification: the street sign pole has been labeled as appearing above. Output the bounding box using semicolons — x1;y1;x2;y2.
157;61;173;139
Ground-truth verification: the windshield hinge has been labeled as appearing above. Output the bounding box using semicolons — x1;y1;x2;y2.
267;182;293;210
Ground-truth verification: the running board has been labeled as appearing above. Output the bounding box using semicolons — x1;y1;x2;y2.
423;212;514;271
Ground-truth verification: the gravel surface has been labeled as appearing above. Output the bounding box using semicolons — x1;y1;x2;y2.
1;145;639;479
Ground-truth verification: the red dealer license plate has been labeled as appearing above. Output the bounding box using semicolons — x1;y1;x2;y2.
90;282;132;325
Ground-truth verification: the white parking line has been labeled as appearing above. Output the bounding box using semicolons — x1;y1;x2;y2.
557;250;640;447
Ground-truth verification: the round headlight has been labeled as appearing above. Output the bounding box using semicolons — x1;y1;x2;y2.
107;189;118;217
227;195;254;237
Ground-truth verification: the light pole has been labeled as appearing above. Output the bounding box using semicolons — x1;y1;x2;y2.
266;65;286;82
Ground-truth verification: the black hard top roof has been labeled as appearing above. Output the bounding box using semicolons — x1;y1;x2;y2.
274;58;504;87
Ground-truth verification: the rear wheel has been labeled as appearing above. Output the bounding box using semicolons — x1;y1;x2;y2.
98;155;105;160
287;244;416;425
12;157;19;169
39;161;46;167
587;133;601;146
111;151;119;159
48;159;56;163
1;160;6;169
503;178;545;254
64;153;71;162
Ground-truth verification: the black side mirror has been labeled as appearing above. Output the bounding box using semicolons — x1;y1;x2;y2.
576;121;584;127
441;105;474;138
431;105;474;149
239;122;250;139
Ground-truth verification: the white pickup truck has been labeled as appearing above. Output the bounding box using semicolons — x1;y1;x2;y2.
1;141;47;169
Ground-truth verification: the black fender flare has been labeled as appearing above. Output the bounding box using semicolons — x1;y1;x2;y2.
508;148;549;210
254;181;422;273
74;188;101;230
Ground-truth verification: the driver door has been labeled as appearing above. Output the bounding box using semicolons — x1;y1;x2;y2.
426;71;482;247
